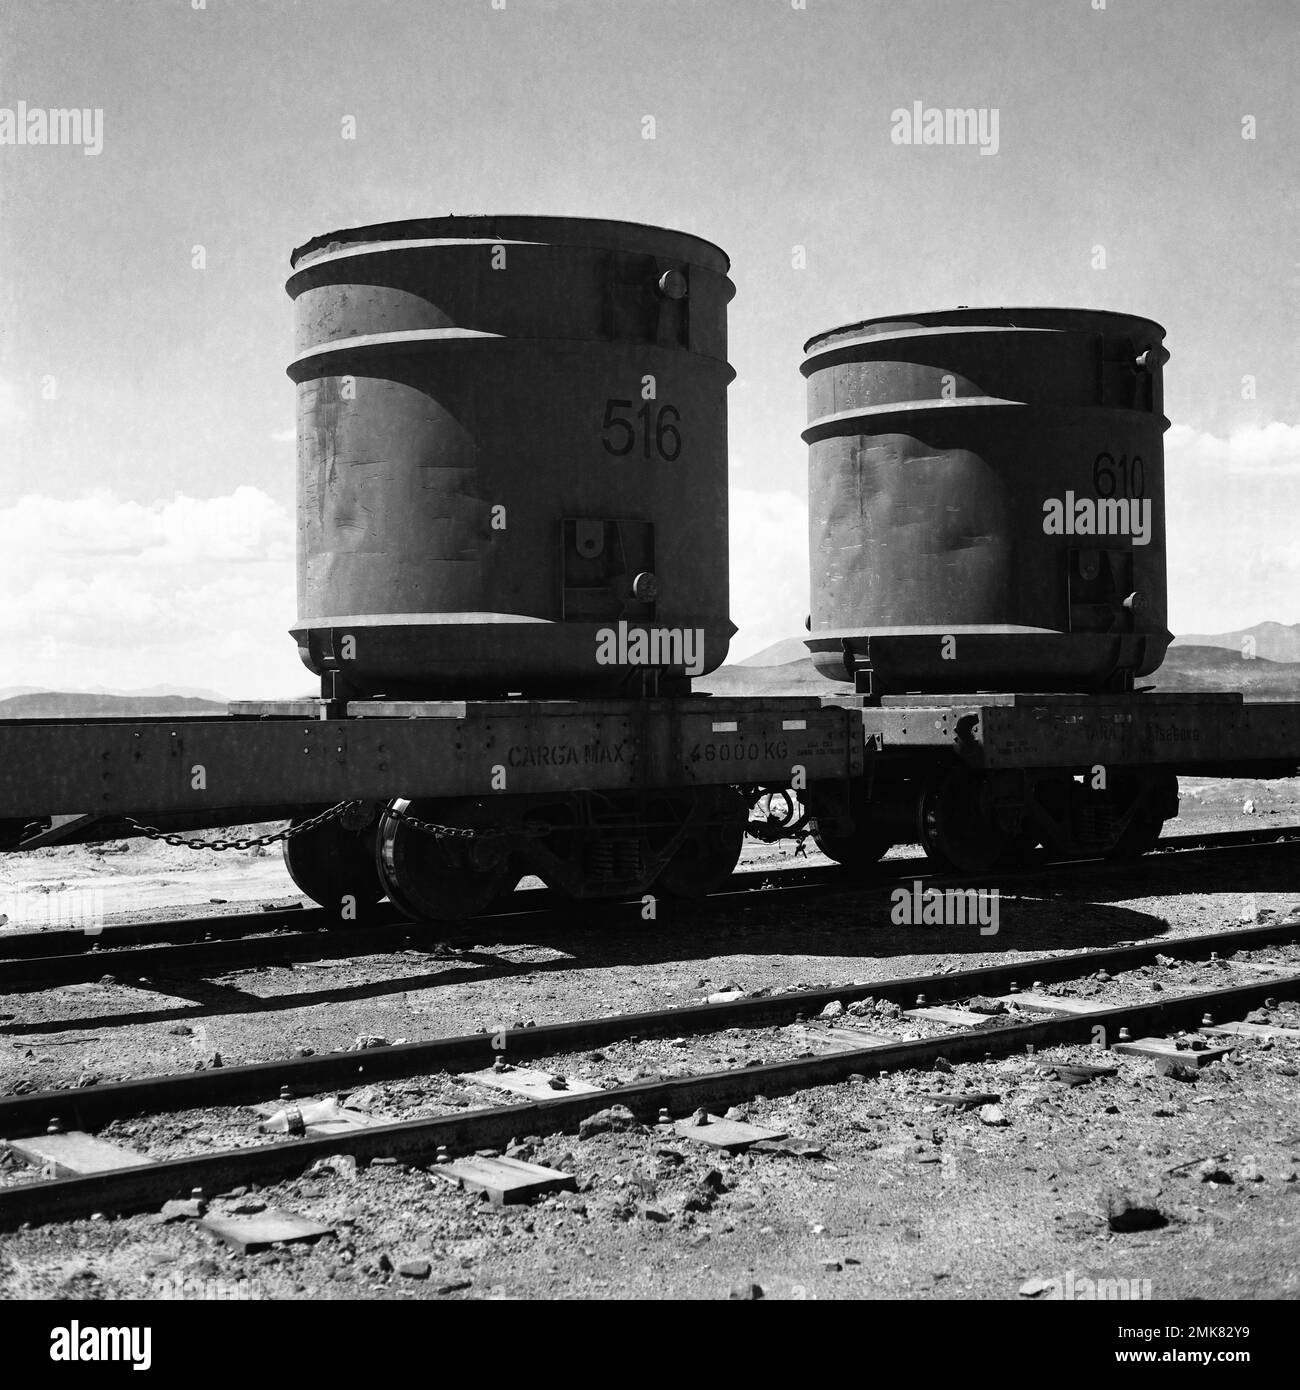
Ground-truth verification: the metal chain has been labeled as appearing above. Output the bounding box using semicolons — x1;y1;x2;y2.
124;800;364;852
384;805;507;840
123;800;524;851
386;806;557;840
125;794;781;853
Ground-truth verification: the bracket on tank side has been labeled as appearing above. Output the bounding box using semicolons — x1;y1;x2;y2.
843;640;880;704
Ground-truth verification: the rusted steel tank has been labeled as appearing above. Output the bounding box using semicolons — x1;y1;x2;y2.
287;216;735;697
801;307;1172;694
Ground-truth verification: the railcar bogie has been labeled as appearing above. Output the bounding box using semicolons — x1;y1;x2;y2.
284;784;767;921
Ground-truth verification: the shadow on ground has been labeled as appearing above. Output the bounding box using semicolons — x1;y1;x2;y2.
5;842;1297;1036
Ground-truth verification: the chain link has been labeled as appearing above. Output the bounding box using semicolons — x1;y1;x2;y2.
126;792;776;854
124;796;798;853
124;800;364;852
123;799;526;851
384;805;507;840
386;806;557;841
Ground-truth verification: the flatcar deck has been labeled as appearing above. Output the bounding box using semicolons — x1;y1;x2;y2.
838;691;1300;776
2;689;1295;899
3;690;1298;832
0;695;859;828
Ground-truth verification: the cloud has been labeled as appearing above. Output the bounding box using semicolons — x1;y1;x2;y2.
727;486;809;660
2;488;292;564
3;484;818;693
1166;421;1300;476
0;379;25;436
1165;422;1300;632
0;489;304;696
270;427;296;443
13;443;1284;697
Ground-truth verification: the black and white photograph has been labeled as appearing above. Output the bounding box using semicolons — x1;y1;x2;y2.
0;0;1296;1347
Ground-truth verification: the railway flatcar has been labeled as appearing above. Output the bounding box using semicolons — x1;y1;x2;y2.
1;217;1297;919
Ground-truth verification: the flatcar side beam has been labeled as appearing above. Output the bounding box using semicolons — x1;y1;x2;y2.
0;697;860;823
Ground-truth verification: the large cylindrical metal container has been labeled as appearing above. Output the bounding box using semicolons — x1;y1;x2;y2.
287;216;736;697
802;307;1172;694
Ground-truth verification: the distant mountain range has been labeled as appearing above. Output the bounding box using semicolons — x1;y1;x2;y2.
4;624;1297;717
0;682;228;704
0;691;230;719
710;633;1300;699
734;636;811;668
736;622;1300;670
1141;645;1300;698
1171;621;1300;664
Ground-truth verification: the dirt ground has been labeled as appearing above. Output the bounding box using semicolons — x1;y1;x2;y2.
0;776;1298;1302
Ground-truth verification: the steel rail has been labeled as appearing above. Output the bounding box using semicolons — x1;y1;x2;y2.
2;822;1290;978
1;918;1295;1142
1;970;1296;1231
0;902;396;959
0;873;858;993
0;863;838;962
3;827;1296;995
3;822;1294;965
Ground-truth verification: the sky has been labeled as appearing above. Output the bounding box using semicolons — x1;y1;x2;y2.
0;0;1296;697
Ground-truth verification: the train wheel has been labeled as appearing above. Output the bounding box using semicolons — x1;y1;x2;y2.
811;822;892;872
282;805;385;920
917;769;1009;874
376;799;511;921
1107;810;1164;858
1106;770;1178;859
654;793;746;899
808;778;893;873
1002;831;1046;868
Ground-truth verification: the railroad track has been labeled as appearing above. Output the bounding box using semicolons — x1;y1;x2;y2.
0;863;851;993
4;822;1293;963
0;900;392;959
0;863;838;963
1;917;1296;1231
0;824;1295;995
